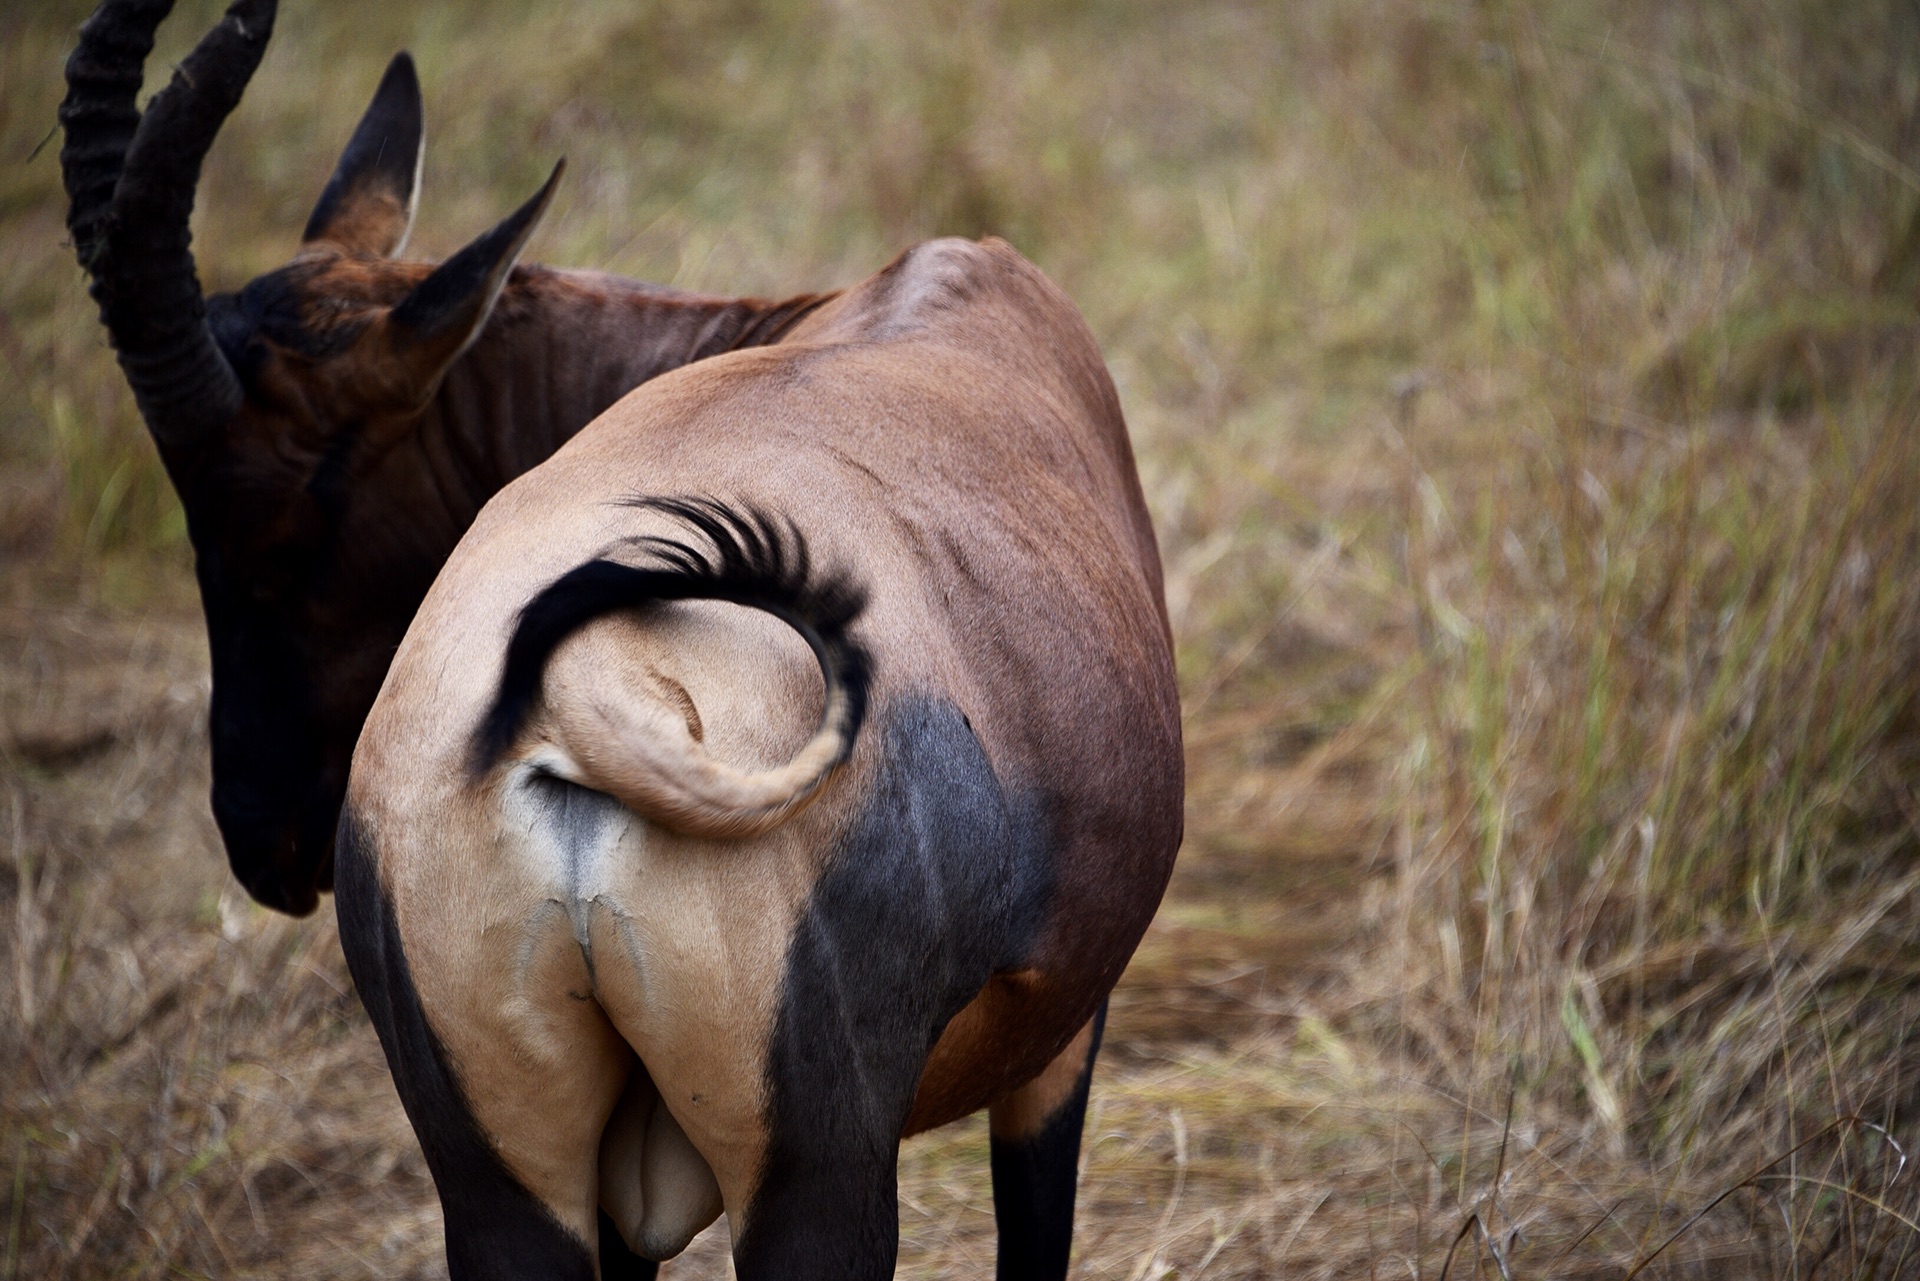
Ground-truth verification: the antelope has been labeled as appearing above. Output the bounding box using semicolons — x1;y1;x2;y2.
65;1;1184;1277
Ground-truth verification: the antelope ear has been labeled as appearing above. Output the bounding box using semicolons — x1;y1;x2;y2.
386;159;564;386
303;52;424;256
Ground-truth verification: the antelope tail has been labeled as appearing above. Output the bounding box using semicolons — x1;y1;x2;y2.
474;497;871;837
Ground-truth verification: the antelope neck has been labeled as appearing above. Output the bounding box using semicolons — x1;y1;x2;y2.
417;271;835;517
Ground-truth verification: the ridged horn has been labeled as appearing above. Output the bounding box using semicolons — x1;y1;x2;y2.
58;0;277;453
59;0;170;272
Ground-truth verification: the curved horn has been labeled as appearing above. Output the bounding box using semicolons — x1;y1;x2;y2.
59;0;170;271
58;0;277;453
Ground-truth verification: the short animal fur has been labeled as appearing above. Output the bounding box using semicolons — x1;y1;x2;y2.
63;1;1184;1277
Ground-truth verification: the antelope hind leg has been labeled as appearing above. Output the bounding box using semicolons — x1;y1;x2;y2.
335;816;630;1280
988;1001;1107;1281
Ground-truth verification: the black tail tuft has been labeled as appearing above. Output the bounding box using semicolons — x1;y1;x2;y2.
473;497;871;775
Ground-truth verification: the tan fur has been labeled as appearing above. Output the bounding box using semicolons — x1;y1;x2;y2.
350;236;1184;1259
989;1017;1098;1141
527;611;856;837
355;601;831;1226
306;182;414;257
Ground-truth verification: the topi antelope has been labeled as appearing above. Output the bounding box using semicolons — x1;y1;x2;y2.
342;242;1184;1279
66;1;1183;1277
61;0;830;915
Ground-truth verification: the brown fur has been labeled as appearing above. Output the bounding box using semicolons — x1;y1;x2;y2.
989;1016;1101;1142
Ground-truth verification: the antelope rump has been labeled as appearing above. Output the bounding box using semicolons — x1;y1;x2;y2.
60;1;1184;1278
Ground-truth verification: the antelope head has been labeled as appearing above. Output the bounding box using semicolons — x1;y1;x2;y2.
60;0;561;914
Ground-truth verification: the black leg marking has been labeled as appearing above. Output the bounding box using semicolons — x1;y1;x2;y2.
733;1138;903;1281
736;696;1055;1280
991;1001;1106;1281
598;1209;661;1281
334;813;597;1281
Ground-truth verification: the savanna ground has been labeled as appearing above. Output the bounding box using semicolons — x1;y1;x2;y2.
6;0;1920;1276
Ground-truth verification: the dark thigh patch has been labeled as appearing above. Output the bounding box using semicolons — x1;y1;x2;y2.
334;813;597;1281
739;696;1053;1258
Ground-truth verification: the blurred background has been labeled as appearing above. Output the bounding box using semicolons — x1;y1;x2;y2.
5;0;1920;1275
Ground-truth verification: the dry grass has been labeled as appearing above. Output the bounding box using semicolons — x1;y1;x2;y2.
6;0;1920;1276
